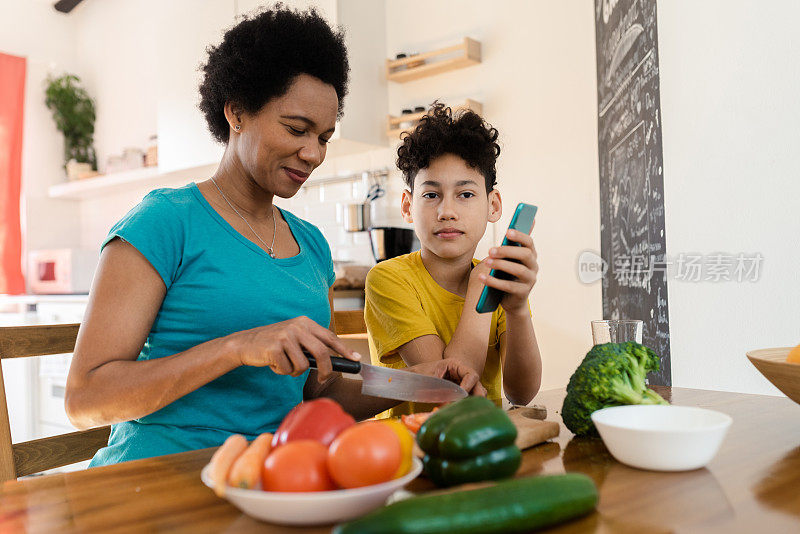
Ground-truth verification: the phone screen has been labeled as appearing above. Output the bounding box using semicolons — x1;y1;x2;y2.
475;203;538;314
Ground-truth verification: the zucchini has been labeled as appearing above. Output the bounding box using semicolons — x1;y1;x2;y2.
423;444;521;487
436;407;517;459
333;473;598;534
417;396;496;455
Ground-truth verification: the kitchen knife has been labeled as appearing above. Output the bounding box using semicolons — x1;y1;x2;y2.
305;354;468;403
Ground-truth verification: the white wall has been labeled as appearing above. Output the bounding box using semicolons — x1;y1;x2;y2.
73;0;159;171
0;0;84;257
658;1;800;395
385;0;602;393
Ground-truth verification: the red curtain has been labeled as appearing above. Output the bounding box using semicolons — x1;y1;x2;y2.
0;52;26;294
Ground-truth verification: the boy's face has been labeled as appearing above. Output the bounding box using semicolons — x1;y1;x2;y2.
401;153;501;261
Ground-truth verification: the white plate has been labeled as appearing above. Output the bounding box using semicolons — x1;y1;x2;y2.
591;405;732;471
201;456;422;526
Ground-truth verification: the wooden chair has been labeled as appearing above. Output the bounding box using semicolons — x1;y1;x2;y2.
0;323;108;482
0;311;367;482
332;309;368;336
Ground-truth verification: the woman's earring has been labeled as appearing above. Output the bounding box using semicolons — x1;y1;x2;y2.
234;124;241;132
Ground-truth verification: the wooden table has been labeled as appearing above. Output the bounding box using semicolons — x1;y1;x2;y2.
2;387;799;533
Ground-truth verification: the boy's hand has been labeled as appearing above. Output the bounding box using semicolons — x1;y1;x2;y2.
479;225;538;315
467;258;495;300
407;358;488;397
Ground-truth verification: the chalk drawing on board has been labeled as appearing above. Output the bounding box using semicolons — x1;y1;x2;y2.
595;0;671;386
609;121;651;293
607;23;644;84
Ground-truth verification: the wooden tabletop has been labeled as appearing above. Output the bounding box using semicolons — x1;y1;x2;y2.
2;387;799;533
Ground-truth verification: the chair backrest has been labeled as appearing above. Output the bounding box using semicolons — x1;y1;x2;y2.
0;323;110;482
0;311;367;481
332;309;368;336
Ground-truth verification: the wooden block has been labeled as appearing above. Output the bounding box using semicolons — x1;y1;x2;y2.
508;409;560;450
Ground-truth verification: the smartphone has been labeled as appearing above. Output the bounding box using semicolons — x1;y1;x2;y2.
475;203;538;314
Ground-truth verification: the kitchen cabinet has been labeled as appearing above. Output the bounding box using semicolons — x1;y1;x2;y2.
33;301;87;438
0;296;88;446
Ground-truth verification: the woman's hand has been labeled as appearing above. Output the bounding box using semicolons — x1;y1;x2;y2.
227;316;361;382
406;358;488;397
478;225;538;315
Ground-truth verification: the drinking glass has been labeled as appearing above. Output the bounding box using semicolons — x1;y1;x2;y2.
591;320;643;345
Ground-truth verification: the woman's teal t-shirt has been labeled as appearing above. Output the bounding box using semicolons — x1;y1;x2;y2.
89;183;335;467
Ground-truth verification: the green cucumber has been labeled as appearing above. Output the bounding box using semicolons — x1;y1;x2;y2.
333;473;598;534
423;444;521;487
417;396;496;454
436;407;517;459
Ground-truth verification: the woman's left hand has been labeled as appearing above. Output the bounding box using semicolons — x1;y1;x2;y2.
407;358;488;397
479;224;538;315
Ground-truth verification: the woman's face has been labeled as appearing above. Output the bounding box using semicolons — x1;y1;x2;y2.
235;74;338;198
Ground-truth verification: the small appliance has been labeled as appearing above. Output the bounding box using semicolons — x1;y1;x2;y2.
27;249;98;294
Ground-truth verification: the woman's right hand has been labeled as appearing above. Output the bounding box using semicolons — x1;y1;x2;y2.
227;316;361;382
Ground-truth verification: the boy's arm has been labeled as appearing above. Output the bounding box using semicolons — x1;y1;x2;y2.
481;227;542;405
394;262;494;376
366;262;493;377
498;315;542;406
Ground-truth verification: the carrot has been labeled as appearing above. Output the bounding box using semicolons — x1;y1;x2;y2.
227;433;274;490
209;434;248;497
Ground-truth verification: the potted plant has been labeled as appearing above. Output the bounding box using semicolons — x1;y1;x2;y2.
44;74;98;180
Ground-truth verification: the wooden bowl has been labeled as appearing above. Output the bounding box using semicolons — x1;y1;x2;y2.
747;348;800;405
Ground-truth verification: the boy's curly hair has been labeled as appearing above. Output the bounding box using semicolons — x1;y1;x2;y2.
198;4;349;144
396;103;500;192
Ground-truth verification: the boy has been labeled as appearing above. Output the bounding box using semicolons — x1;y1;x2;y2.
365;104;542;417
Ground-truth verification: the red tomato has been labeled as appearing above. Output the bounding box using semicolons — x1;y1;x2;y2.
327;421;402;488
401;412;434;433
272;398;355;449
262;440;336;492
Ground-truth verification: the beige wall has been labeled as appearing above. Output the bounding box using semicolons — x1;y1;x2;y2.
385;0;602;392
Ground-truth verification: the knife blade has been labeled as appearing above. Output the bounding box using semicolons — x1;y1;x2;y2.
305;354;468;403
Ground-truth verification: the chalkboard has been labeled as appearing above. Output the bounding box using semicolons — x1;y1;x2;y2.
595;0;671;385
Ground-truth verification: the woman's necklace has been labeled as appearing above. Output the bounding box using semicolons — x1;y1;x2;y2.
210;177;277;259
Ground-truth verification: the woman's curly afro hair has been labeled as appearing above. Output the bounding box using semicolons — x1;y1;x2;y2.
397;102;501;193
198;3;349;144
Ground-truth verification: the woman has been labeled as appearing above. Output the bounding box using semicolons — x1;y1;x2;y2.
65;6;483;467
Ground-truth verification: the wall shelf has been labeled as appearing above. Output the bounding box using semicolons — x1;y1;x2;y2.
48;163;219;200
386;37;481;83
387;99;483;140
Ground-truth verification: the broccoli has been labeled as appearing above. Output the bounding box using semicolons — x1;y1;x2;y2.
561;342;669;436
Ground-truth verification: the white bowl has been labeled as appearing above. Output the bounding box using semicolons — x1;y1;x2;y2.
591;405;732;471
200;456;422;526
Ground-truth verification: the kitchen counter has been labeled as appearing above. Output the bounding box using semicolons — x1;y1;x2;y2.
1;386;798;532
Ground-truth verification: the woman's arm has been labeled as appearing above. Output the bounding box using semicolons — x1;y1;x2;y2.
66;240;357;429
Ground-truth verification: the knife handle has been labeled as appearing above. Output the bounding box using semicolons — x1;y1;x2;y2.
304;353;362;374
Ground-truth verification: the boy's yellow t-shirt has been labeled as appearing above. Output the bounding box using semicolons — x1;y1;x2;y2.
364;251;506;418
